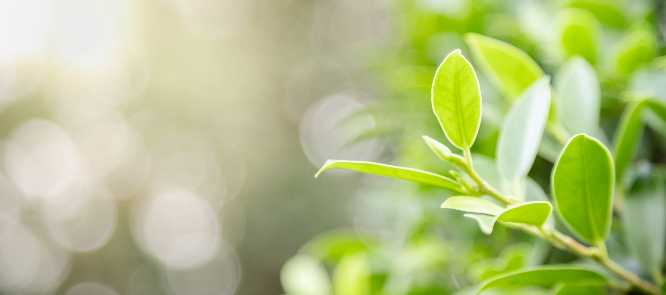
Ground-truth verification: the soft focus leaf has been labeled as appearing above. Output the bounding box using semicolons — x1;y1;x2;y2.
441;196;504;215
556;9;600;64
281;254;331;295
316;160;461;190
624;174;666;282
497;77;551;183
422;135;453;161
475;266;608;294
464;214;496;234
612;29;656;75
431;49;481;149
333;252;371;295
567;1;624;28
465;33;544;99
552;134;614;244
553;285;606;295
468;243;533;283
554;57;600;135
613;101;647;182
496;202;552;227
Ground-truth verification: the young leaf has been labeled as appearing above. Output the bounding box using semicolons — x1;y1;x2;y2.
475;266;608;294
422;135;453;161
496;202;552;227
624;174;666;282
552;134;614;244
333;252;371;295
464;33;544;99
316;160;461;190
441;196;505;215
497;77;552;184
464;214;496;235
556;9;600;64
613;101;647;182
458;202;552;234
432;49;481;149
612;29;656;75
554;57;600;135
281;255;331;295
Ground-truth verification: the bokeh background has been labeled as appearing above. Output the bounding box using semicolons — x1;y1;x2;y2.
1;0;665;294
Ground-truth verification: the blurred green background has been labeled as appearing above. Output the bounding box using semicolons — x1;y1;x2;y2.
0;0;665;294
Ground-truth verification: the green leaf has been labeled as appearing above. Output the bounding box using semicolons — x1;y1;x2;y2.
475;266;608;294
496;202;552;227
281;254;331;295
552;285;605;295
613;101;647;182
556;9;600;64
333;252;371;295
552;134;614;244
612;29;656;75
316;160;461;190
441;196;505;215
458;201;552;234
431;49;482;149
464;214;496;235
624;174;666;282
497;77;551;183
567;1;624;28
554;57;600;135
422;135;453;161
464;33;544;99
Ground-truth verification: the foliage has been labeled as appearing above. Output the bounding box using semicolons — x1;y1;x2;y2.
282;1;666;294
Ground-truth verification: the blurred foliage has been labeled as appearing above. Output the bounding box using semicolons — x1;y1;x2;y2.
282;0;666;294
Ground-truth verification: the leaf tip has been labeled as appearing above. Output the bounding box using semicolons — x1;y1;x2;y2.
315;160;336;178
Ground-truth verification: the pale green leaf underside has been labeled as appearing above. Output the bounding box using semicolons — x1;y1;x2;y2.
475;266;608;294
552;134;614;244
497;77;552;183
316;160;461;190
441;196;505;215
432;49;482;149
464;214;496;234
464;33;544;99
554;56;600;136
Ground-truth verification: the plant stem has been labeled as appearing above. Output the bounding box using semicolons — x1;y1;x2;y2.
547;121;571;146
461;149;660;295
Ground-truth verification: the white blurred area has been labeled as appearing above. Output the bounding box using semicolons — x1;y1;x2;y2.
0;0;246;294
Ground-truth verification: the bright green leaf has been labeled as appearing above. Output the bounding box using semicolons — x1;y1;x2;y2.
464;214;496;234
552;134;614;244
497;77;551;183
554;57;600;135
496;202;552;227
624;174;666;282
475;266;608;294
281;254;331;295
612;29;656;76
441;196;505;215
422;135;453;161
613;101;647;182
464;33;544;99
333;252;371;295
556;9;600;64
316;160;461;191
567;1;624;28
431;49;482;149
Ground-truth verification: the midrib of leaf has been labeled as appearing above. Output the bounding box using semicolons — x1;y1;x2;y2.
454;55;467;147
580;138;600;242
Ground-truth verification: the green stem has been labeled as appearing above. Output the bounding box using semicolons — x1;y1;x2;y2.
461;154;660;295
